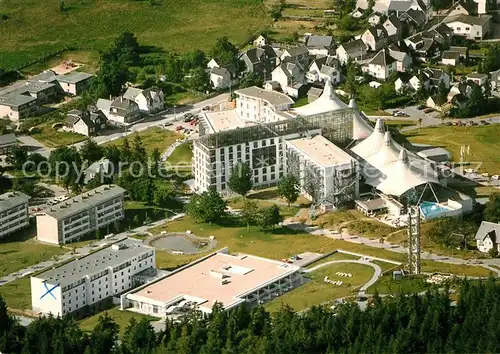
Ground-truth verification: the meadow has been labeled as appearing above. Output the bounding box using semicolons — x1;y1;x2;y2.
0;0;268;69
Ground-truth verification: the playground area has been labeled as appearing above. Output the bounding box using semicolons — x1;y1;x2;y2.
145;232;217;255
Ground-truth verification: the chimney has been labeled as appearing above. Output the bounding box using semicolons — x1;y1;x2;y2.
120;96;123;103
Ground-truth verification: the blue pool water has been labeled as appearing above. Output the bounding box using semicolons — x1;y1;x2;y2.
419;201;450;218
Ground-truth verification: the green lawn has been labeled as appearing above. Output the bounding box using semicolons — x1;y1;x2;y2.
0;230;66;278
79;307;159;337
0;0;268;69
31;125;87;148
105;128;182;155
371;260;400;273
292;97;309;108
167;142;193;166
404;125;500;174
366;274;431;295
345;220;398;239
305;251;360;269
0;278;32;311
265;262;375;312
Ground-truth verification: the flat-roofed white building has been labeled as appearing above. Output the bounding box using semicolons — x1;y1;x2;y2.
36;185;125;245
235;86;294;123
199;110;251;135
286;135;359;209
31;238;155;317
0;191;30;238
122;247;301;316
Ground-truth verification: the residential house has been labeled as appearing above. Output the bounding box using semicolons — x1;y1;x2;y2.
409;0;432;21
56;72;93;96
97;97;141;126
444;14;492;40
368;13;382;25
404;32;424;51
83;158;112;184
423;23;453;46
0;133;16;154
305;35;335;56
448;0;487;16
447;81;473;104
336;39;368;64
490;69;500;89
383;14;404;40
351;7;365;18
441;51;461;66
394;77;407;93
423;68;451;90
240;46;278;79
467;73;488;86
263;81;281;91
0;95;38;121
369;81;382;88
123;86;164;114
426;96;443;111
388;1;413;17
389;44;412;72
449;46;468;59
209;67;232;89
362;49;397;80
271;61;305;97
416;38;441;62
475;221;500;254
207;58;220;69
253;35;268;48
65;109;107;137
280;45;310;67
398;9;426;34
361;25;389;51
306;56;341;84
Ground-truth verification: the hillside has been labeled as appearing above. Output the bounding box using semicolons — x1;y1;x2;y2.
0;0;268;69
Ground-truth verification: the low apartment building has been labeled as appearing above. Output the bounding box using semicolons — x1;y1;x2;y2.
57;72;94;96
0;94;38;121
31;237;155;317
36;185;125;245
0;191;30;239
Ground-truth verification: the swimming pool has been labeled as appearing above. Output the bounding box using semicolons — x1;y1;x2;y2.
419;201;451;219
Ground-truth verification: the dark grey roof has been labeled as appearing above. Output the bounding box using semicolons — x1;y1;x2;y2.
367;25;388;40
341;39;366;53
308;87;323;97
56;71;93;84
211;67;230;76
442;50;460;59
385;14;403;33
320;65;337;75
0;94;36;107
450;46;468;55
418;38;438;54
475;221;500;242
468;72;488;79
305;35;334;49
37;238;153;286
66;109;102;128
28;70;58;83
0;191;30;213
40;185;126;221
0;133;16;147
454;0;478;14
284;45;309;57
402;8;426;24
445;14;492;26
111;97;138;110
242;45;277;63
389;1;412;12
23;82;56;94
369;49;396;66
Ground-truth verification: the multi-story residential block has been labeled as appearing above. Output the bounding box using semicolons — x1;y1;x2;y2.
234;86;294;123
286;135;359;209
0;191;30;239
36;185;125;245
31;237;156;317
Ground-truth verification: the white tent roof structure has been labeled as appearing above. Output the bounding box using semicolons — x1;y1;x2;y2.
351;120;440;197
293;80;348;116
349;98;373;140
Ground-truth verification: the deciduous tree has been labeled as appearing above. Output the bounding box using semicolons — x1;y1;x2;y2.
228;162;253;197
278;174;300;209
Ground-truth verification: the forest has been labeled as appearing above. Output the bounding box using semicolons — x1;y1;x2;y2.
1;279;499;354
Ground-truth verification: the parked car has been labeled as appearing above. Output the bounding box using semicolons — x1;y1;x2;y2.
481;172;490;178
392;110;409;117
176;125;183;131
480;120;490;125
492;175;499;180
163;122;173;127
423;108;434;113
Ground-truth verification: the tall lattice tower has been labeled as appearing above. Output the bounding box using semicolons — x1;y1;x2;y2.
407;206;421;275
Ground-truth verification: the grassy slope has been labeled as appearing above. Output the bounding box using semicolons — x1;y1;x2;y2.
0;278;32;310
167;141;193;166
404;125;500;174
0;232;66;278
0;0;267;69
104;128;183;155
265;262;374;312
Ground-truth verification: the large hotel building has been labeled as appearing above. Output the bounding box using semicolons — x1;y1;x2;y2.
36;185;125;245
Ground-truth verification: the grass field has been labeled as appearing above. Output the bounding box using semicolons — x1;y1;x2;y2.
79;307;159;336
305;251;360;269
366;274;431;295
167;142;193;166
0;0;268;69
104;128;182;155
21;50;100;76
0;278;32;310
404;125;500;174
0;231;66;278
265;262;374;312
31;122;87;148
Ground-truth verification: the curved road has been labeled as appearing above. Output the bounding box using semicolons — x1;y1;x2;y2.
304;259;382;297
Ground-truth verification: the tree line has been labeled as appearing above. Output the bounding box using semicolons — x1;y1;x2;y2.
2;278;500;353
